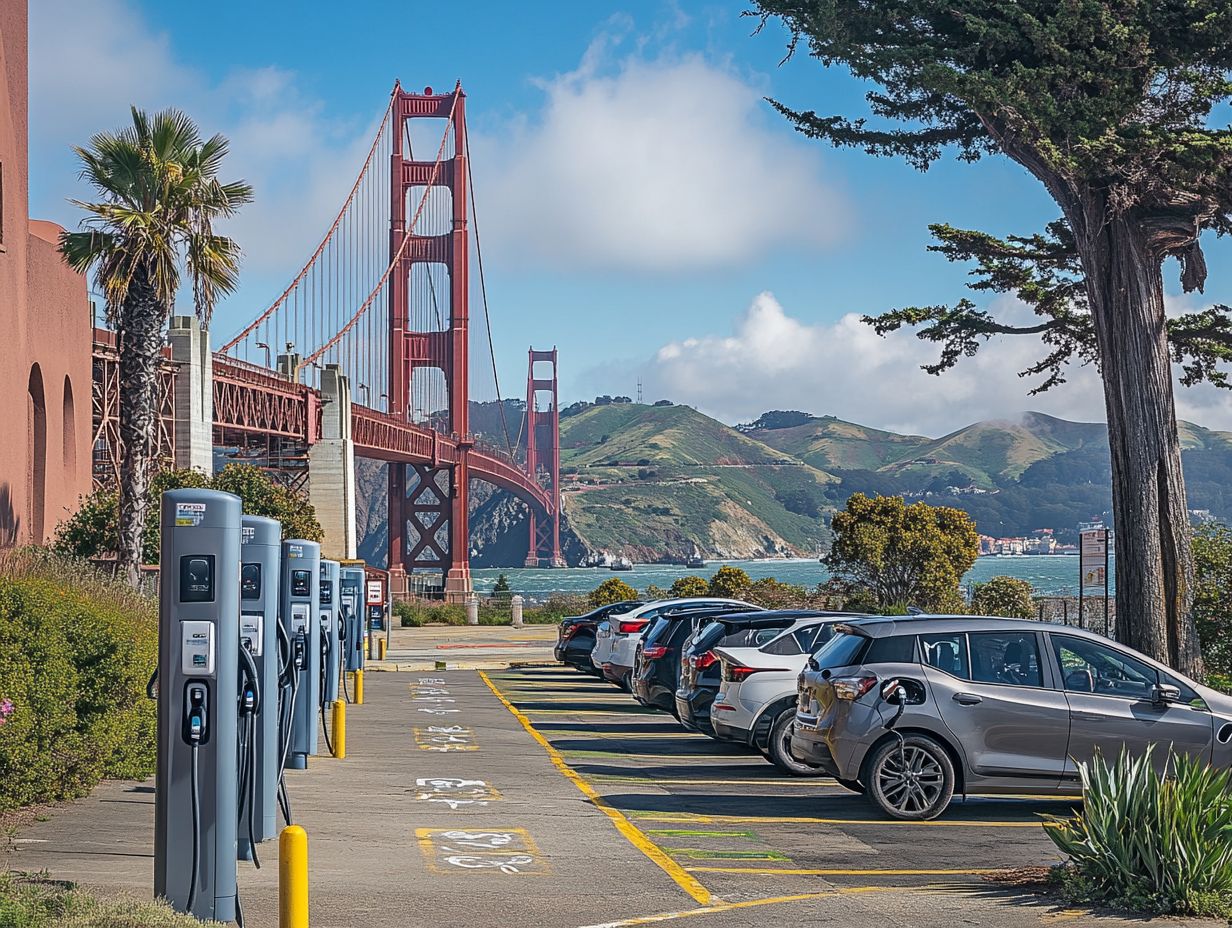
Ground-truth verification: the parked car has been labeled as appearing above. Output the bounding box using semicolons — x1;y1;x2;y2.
555;601;645;674
792;615;1232;820
711;613;855;774
675;612;804;735
594;598;758;690
631;603;761;712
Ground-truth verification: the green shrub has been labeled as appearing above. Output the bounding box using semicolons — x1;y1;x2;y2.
1046;748;1232;917
669;576;709;598
589;578;638;607
746;577;809;609
708;565;752;599
1194;523;1232;676
970;576;1036;618
0;549;157;812
0;871;220;927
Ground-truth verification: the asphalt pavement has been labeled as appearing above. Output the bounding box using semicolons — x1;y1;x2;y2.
5;653;1222;927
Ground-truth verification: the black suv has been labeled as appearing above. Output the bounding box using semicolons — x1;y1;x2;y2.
555;601;644;674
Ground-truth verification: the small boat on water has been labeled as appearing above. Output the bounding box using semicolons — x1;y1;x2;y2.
610;556;634;571
685;553;705;569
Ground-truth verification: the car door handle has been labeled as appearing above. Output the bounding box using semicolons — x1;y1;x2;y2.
952;693;982;706
1072;712;1104;722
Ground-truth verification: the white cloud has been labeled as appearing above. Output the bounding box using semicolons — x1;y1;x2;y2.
27;0;376;333
641;292;1232;435
476;36;846;271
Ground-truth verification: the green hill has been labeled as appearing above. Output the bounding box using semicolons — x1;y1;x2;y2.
558;404;836;561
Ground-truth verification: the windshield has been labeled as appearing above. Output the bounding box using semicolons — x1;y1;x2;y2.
812;631;870;670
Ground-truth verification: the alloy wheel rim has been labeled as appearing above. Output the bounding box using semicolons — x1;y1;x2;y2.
878;744;944;813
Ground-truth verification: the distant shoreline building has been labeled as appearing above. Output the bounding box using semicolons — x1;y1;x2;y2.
0;0;93;546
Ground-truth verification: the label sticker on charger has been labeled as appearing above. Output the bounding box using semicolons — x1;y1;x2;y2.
175;502;206;527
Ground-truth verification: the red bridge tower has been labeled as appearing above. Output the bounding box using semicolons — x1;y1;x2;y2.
525;348;564;567
387;84;472;598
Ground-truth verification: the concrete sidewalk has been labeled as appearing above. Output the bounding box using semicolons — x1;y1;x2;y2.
370;622;558;670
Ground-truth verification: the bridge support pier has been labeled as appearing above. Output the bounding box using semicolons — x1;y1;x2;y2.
308;364;357;560
169;316;213;474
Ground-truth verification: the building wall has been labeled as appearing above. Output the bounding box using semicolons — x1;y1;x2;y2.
0;0;92;545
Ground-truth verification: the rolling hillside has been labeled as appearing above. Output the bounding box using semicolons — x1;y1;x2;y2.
353;402;1232;567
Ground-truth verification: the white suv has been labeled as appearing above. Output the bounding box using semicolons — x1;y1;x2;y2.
711;616;849;775
591;598;758;690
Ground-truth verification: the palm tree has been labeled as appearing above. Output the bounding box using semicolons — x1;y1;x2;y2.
60;108;253;586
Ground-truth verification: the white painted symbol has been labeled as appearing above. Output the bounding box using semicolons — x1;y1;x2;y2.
416;707;461;715
443;854;533;874
412;696;456;703
417;677;446;684
440;831;517;850
414;777;496;809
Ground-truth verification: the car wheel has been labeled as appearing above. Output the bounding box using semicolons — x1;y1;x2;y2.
767;709;827;777
835;777;865;794
865;734;955;820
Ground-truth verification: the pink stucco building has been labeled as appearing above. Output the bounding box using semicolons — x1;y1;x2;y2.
0;0;92;545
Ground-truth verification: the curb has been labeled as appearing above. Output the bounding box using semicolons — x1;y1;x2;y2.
366;659;560;672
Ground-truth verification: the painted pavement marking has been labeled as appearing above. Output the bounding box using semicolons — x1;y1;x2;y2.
415;827;549;875
479;670;713;906
414;724;479;752
412;777;502;810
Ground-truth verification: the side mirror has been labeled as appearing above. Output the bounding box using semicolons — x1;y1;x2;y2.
1152;683;1182;705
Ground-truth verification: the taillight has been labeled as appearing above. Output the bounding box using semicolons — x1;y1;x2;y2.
561;625;577;640
643;645;669;660
830;674;879;700
722;663;787;683
618;620;647;634
690;651;717;670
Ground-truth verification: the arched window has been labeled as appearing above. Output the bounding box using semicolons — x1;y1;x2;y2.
27;365;47;542
63;376;77;473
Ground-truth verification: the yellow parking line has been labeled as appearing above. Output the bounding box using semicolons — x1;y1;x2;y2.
685;866;1001;876
574;886;915;928
520;709;659;716
537;731;715;740
634;811;1043;828
479;670;713;907
593;777;850;787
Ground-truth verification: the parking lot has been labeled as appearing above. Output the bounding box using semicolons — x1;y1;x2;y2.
482;664;1077;907
14;659;1191;927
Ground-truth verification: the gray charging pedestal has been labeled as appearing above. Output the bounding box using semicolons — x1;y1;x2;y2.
154;489;241;922
319;559;341;706
340;567;365;674
239;515;280;853
280;540;320;770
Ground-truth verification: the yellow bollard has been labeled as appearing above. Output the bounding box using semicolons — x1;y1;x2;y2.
279;825;308;928
354;669;364;705
378;638;387;660
331;700;346;759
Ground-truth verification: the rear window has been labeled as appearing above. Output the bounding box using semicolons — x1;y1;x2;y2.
812;632;870;670
763;622;834;656
721;624;790;648
641;617;670;646
866;635;916;664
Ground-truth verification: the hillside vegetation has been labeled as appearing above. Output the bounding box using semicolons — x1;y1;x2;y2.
352;402;1232;566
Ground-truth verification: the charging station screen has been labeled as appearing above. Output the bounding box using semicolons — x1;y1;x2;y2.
180;555;215;602
240;563;262;600
291;569;311;596
320;580;334;605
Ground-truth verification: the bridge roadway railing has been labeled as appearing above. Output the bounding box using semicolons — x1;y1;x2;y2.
211;353;552;515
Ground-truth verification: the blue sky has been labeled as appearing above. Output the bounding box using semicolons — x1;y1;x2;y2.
26;0;1232;434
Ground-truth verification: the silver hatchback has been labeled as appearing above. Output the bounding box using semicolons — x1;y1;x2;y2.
792;616;1232;820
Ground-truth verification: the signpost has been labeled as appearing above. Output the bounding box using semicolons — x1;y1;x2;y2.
1079;526;1111;635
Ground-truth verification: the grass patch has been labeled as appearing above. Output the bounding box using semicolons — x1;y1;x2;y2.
0;871;222;927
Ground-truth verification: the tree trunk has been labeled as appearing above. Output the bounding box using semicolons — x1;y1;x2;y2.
1071;203;1201;677
115;269;167;588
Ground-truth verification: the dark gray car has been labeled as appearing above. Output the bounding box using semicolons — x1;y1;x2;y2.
792;616;1232;820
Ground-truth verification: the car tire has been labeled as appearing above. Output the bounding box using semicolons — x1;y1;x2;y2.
835;777;865;794
865;734;955;821
767;709;827;777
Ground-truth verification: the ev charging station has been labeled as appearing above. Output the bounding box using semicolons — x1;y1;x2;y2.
281;540;320;770
154;489;243;922
319;559;341;707
340;567;366;676
239;514;280;855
